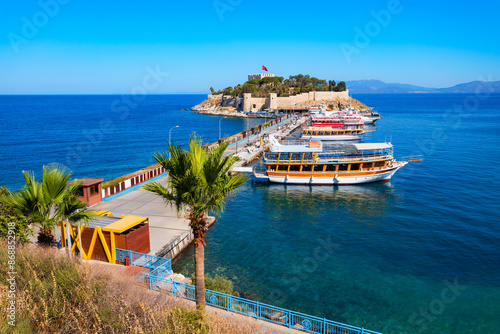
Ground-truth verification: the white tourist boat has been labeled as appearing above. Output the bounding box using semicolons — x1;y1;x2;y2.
325;107;379;124
253;136;421;185
301;118;369;141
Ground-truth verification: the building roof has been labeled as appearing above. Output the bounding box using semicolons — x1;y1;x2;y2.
79;178;104;185
353;143;393;150
89;215;121;228
102;215;148;233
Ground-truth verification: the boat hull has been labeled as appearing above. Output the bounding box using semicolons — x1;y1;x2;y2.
301;134;361;141
263;167;401;185
364;116;380;124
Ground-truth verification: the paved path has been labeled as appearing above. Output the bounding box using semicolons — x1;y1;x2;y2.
230;115;307;168
223;115;305;159
88;115;306;257
91;175;191;256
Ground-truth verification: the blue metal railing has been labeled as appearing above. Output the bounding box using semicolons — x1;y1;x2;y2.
115;248;172;277
115;248;381;334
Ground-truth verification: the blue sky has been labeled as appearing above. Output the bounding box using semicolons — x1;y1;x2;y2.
1;0;499;94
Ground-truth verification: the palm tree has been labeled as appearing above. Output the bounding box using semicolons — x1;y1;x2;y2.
2;165;95;246
143;135;248;310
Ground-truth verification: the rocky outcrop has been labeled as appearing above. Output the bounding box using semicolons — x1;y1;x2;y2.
191;94;371;118
191;97;250;117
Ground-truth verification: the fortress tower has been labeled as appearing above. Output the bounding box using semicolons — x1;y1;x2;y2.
248;73;274;81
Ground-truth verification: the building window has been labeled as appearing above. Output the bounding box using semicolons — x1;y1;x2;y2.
89;185;99;196
75;187;84;197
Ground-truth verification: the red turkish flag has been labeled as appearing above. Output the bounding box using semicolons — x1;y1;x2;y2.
262;65;268;71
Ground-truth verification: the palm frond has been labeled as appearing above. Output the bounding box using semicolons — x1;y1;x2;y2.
41;165;71;204
143;133;248;228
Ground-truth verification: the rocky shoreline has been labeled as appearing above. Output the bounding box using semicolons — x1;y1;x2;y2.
193;107;250;117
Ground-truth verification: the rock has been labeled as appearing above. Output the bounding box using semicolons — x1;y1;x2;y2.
166;273;192;285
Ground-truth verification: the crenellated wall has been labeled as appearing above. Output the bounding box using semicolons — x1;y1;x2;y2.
238;90;350;112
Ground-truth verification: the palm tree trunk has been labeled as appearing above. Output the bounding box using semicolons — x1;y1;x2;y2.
194;235;206;310
65;221;72;256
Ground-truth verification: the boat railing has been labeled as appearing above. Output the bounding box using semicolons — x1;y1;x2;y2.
253;165;267;172
399;155;423;162
311;117;363;122
304;126;364;131
279;139;310;146
263;153;393;163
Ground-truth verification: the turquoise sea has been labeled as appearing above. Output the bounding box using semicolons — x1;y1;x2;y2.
1;94;499;333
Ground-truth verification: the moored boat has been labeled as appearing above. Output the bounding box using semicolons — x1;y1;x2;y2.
325;107;380;124
253;136;421;185
301;116;371;141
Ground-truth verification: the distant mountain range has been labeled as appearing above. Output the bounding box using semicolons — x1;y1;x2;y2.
345;79;500;94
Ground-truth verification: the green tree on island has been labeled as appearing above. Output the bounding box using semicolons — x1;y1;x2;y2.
1;165;95;246
211;74;347;97
143;135;248;310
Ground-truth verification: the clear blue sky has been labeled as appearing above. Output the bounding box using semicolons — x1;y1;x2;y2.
1;0;499;94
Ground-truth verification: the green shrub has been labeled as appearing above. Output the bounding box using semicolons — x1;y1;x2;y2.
191;274;239;296
0;186;34;244
163;307;209;334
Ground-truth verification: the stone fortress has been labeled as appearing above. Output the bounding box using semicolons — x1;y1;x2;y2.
205;73;350;112
247;73;275;80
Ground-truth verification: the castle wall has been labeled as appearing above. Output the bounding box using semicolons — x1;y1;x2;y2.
246;97;267;112
222;97;243;108
248;73;275;80
212;90;350;112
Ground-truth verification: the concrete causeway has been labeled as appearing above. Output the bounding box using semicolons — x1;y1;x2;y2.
87;114;305;259
90;175;199;258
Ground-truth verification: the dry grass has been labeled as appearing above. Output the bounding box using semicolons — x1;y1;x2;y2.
0;243;260;334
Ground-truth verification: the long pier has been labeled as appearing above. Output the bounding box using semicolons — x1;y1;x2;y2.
85;113;306;260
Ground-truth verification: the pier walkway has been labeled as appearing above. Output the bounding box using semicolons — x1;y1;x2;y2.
90;175;214;259
226;115;307;167
87;114;305;259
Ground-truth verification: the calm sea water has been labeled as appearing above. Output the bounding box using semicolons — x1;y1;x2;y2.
0;94;265;190
1;94;499;333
